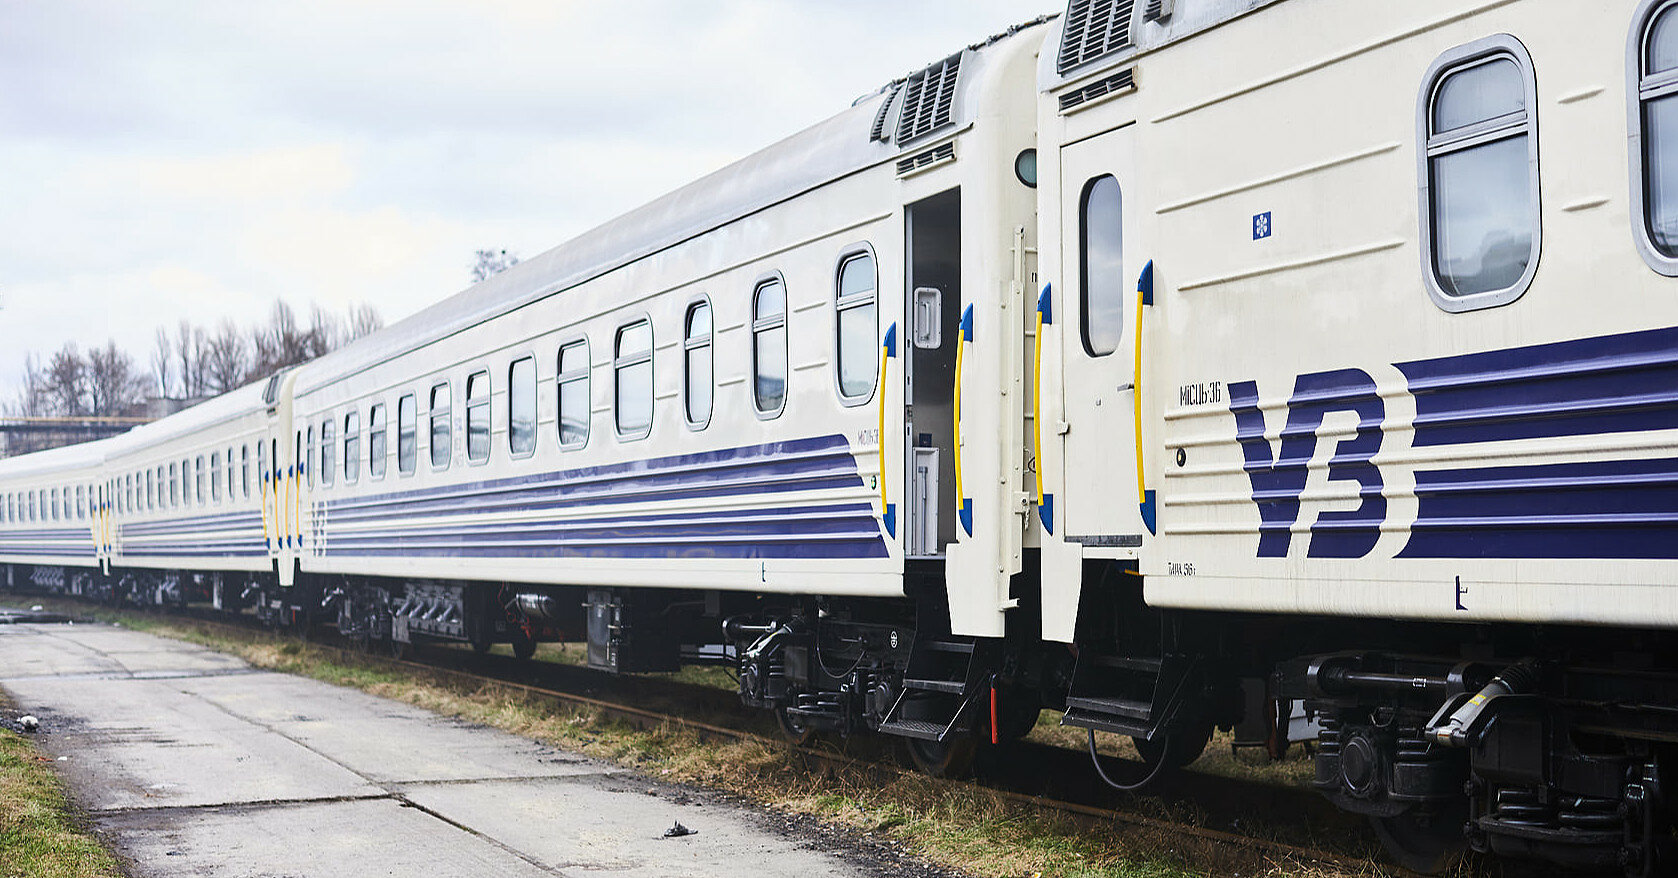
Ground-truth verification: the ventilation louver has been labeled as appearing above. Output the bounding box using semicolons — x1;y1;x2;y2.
870;83;902;143
895;53;962;144
896;143;956;177
1058;0;1136;74
1058;68;1136;113
1143;0;1172;22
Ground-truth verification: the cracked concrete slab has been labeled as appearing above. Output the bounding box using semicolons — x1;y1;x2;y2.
0;620;886;878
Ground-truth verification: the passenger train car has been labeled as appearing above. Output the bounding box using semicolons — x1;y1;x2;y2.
3;0;1676;873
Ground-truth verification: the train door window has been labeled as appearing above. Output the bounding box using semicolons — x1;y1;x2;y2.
557;340;590;448
369;403;388;480
211;451;222;502
397;393;417;475
257;442;268;502
752;277;787;417
466;371;490;462
430;383;451;468
1418;36;1539;311
835;249;878;403
305;427;315;488
196;455;206;504
343;412;360;484
615;320;653;439
1633;0;1678;273
320;421;335;487
684;300;713;428
1080;175;1125;356
509;357;536;457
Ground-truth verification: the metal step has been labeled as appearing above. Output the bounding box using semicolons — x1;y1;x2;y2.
1091;655;1164;674
903;677;967;694
919;639;975;654
876;718;950;741
1066;694;1152;721
1061;707;1152;738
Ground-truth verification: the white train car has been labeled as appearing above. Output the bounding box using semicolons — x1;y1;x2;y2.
102;379;288;611
1035;0;1678;871
0;438;106;591
277;23;1046;671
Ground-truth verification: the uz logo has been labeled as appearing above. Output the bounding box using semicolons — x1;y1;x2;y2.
1227;369;1385;558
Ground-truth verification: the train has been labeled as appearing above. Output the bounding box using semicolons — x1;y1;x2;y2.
3;0;1676;872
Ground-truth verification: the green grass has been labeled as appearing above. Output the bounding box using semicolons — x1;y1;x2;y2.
0;709;126;878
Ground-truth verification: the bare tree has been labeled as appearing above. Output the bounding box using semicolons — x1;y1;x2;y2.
306;303;342;359
15;353;48;417
471;249;519;282
152;327;174;398
348;302;383;340
43;343;88;416
203;319;250;393
175;320;209;399
87;340;147;416
250;299;311;377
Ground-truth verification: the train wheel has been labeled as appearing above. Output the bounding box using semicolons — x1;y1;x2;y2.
774;707;815;747
1370;804;1467;875
905;733;978;779
1132;721;1211;769
510;632;537;660
470;637;493;655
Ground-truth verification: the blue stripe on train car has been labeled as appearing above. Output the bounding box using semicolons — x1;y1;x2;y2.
1396;325;1678;447
1396;326;1678;559
318;434;888;560
1399;457;1678;559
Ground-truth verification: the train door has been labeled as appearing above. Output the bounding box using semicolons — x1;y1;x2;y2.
1057;127;1147;547
903;188;961;558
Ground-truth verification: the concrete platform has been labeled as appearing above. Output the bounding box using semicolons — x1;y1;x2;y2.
0;620;888;877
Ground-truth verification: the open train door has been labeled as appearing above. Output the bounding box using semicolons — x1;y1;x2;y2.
1055;126;1150;559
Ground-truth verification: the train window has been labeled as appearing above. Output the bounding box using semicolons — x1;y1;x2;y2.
28;491;36;522
305;427;315;489
1080;175;1124;356
257;442;268;503
835;250;878;403
466;371;490;462
615;319;654;439
557;340;590;448
369;403;388;480
225;448;233;500
398;393;417;475
76;485;86;518
196;455;206;504
320;422;335;487
5;494;11;523
1418;36;1539;311
1633;0;1678;273
145;470;153;510
430;383;451;468
509;357;536;457
50;488;58;520
211;451;222;502
169;462;179;507
343;412;360;484
241;444;251;498
684;300;713;428
752;277;788;417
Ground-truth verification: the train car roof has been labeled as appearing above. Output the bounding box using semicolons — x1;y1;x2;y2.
0;433;111;479
100;379;272;464
294;18;1053;395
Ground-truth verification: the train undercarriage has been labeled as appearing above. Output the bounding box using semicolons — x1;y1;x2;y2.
6;559;1674;874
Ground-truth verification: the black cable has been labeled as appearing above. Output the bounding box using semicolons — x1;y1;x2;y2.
1088;728;1171;792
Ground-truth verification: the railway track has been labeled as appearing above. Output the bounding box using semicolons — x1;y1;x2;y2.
6;595;1439;876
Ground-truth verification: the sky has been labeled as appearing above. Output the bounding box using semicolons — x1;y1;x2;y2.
0;0;1058;403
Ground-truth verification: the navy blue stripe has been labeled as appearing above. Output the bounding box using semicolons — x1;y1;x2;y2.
1399;457;1678;558
1396;326;1678;447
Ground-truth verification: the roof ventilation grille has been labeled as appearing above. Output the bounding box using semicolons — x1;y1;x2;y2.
895;53;962;144
870;83;903;143
1057;0;1136;74
1058;68;1136;113
896;143;956;177
1143;0;1172;23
